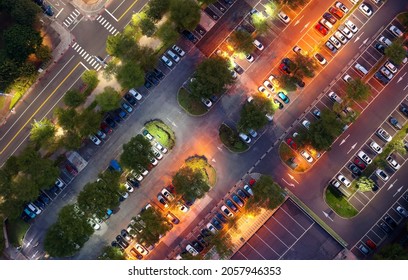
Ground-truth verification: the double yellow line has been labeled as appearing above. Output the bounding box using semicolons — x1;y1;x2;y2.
0;63;81;155
118;0;139;22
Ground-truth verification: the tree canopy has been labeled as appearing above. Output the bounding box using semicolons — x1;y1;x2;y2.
156;20;179;46
346;79;371;101
238;99;271;132
137;208;172;245
146;0;170;21
172;166;210;201
169;0;201;31
140;18;157;37
116;61;145;89
63;89;86;108
229;30;255;54
293;54;317;78
95;86;122;112
356;177;374;192
99;246;125;260
277;74;298;91
120;134;154;170
385;39;406;65
246;175;285;210
81;70;99;90
30;118;56;148
374;243;408;260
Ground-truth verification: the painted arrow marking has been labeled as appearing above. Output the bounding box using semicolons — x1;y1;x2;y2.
300;21;310;32
287;173;299;184
347;142;358;154
282;178;295;188
393;186;404;197
323;211;333;221
294;15;304;26
339;134;350;146
387;179;398;191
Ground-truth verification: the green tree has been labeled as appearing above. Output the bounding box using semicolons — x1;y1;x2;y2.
120;135;154;170
246;175;285;210
190;57;234;99
140;18;157;37
106;34;135;58
35;45;52;62
63;89;86;108
98;246;125;260
81;70;99;89
251;13;268;34
277;74;297;91
3;24;42;63
374;243;408;260
60;131;82;150
206;233;233;259
8;0;40;26
398;13;408;28
356;177;374;192
55;108;77;131
199;0;218;4
385;39;406;65
137;208;172;245
147;0;170;21
135;47;157;71
75;109;102;137
238;102;269;132
346;79;371;101
278;0;308;9
293;54;317;78
30;118;56;148
116;61;145;89
229;30;254;54
169;0;201;31
95;86;122;112
0;58;19;91
156;21;179;46
172;166;210;201
103;60;119;80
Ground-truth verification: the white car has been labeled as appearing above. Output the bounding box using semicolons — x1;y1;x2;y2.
88;218;100;230
157;194;169;208
396;206;408;218
167;50;180;62
343;74;352;83
137;165;148;176
278;11;290;23
89;135;101;145
350;0;358;4
186;244;199;256
161;55;173;67
300;150;313;163
161;188;175;201
152;147;163;160
27;203;41;215
328;91;343;103
337;174;351;187
329;36;342;49
380;67;393;80
201;97;212;108
375;169;389;181
268;75;276;84
253;39;264;50
177;201;189;212
335;1;349;13
378;36;392;46
358;151;372;164
359;3;372;16
314;53;327;65
339;26;353;39
150;156;158;166
389;25;403;37
172;45;185;56
135;244;149;255
345;20;358;33
246;54;254;62
386;156;400;170
55;178;64;188
263;80;274;92
384;61;397;74
221;205;234;217
258;86;271;98
369;141;382;154
129;88;142;100
206;223;218;234
239;133;251;144
125;182;134;193
334;31;348;44
302;119;311;130
154;142;168;153
377;128;392;142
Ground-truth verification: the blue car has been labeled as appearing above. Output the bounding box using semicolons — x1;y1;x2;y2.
232;194;244;207
225;199;238;212
23;208;36;219
115;108;127;119
39;193;51;205
211;218;223;230
278;91;290;104
121;102;133;113
215;212;227;223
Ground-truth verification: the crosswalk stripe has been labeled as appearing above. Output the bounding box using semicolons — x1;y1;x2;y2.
64;22;69;27
91;61;97;67
96;65;102;71
104;22;110;28
74;10;80;16
86;56;92;62
101;19;106;25
108;26;115;32
114;31;119;36
68;15;74;21
96;15;101;21
74;44;80;50
111;29;117;34
84;53;90;60
79;49;84;55
76;47;82;53
72;42;77;48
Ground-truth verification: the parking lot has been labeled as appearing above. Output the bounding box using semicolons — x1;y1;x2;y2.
351;190;408;259
231;199;343;260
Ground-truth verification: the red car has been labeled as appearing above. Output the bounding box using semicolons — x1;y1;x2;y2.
315;23;328;36
366;239;376;250
353;157;366;170
286;138;298;150
65;164;78;176
249;179;256;186
279;63;290;74
100;122;113;135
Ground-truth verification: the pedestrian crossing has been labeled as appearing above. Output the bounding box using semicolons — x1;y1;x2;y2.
96;15;119;35
71;42;102;71
63;9;81;28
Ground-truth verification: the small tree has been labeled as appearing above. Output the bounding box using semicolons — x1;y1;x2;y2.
356;176;374;192
385;39;406;65
238;102;269;132
81;70;99;89
229;30;254;54
293;54;317;78
374;244;408;260
169;0;201;31
140;18;157;37
278;0;308;9
137;208;172;245
277;74;297;91
156;21;179;47
35;45;52;62
346;79;370;101
206;233;233;259
120;135;154;170
246;175;285;210
147;0;170;21
172;166;210;201
99;246;125;260
63;89;86;107
30;118;56;148
95;86;122;112
251;13;268;34
116;61;145;89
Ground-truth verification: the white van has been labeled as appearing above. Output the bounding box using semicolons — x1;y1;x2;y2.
320;19;333;29
354;63;368;75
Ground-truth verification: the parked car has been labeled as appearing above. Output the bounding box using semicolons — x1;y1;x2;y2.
389;117;402;129
359;3;372;16
221;205;234;217
278;11;290;23
357;151;372;164
375;169;389;181
348;163;362;176
172;45;185;56
121;102;133;113
225;199;238;212
157;194;169;208
314;53;327;65
278;91;290;103
129;88;142;100
345;20;358;33
369;141;382;154
377;128;392;142
300;150;313;163
253;39;264;50
231;194;244;207
161;55;173;67
337;174;351;187
396;206;408;217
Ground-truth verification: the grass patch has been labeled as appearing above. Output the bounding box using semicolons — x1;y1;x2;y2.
218;124;248;153
177;87;207;116
9;75;38;109
185;156;216;187
325;186;358;218
0;96;6;110
7;219;30;247
145;119;176;149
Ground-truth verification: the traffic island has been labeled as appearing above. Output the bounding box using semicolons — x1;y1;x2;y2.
324;186;358;218
185;156;216;187
177;87;207;116
144;119;176;149
218;124;248;153
278;142;309;173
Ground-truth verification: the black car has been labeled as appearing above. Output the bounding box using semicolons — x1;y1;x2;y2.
234;64;244;74
116;235;129;249
384;216;397;228
144;79;153;89
375;43;385;54
182;195;196;206
379;222;392;234
124;93;137;106
127;177;140;188
146;73;160;85
111;241;124;252
121;229;132;241
209;95;218;103
197;234;208;246
374;72;389;85
182;30;197;42
226;199;238;212
201;228;211;237
39;193;51;205
400;104;408;117
224;0;233;5
216;212;227;223
192;240;204;253
323;12;337;24
42;4;54;16
348;163;362;176
50;185;61;195
294;77;305;88
105;116;116;128
282;57;294;66
33;199;45;210
237;189;249;200
211;218;223;230
274;99;284;109
153;68;165;80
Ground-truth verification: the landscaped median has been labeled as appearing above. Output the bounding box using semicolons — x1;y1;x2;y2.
324;186;358;218
218;123;248;153
177;87;207;116
278;142;310;172
144;119;176;149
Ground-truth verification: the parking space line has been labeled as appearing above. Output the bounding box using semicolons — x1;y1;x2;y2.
262;224;290;248
269;215;298;239
279;207;308;231
254;232;281;257
235;250;248;260
245;242;267;260
279;222;314;260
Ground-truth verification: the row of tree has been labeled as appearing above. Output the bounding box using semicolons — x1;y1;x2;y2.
238;95;274;133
